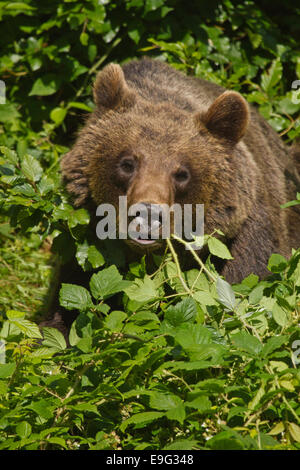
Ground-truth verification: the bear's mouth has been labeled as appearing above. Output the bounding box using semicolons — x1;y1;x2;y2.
124;214;164;249
125;236;163;251
132;236;157;245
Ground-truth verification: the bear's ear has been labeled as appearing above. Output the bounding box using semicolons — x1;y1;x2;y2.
197;91;249;144
93;63;135;111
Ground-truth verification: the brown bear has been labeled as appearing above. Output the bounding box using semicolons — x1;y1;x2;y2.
42;58;300;337
61;58;300;281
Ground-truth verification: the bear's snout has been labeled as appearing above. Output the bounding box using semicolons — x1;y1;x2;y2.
127;202;166;247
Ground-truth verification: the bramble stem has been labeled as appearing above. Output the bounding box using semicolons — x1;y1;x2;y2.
171;234;218;283
166;238;191;294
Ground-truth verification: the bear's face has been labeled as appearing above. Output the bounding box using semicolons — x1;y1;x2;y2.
61;63;250;250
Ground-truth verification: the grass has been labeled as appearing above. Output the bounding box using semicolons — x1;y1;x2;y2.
0;224;56;321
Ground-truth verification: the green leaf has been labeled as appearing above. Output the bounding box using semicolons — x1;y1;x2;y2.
167;360;214;371
75;241;89;270
208;237;233;259
248;383;265;410
0;381;8;395
164;297;198;327
87;245;105;269
80;32;89;46
272;303;288;327
241;274;259;289
21;154;43;182
104;311;127;332
41;327;67;351
52;203;73;221
68;321;81;347
231;331;263;356
3;2;35;11
206;431;245;450
124;275;158;303
76;242;105;271
29;74;61;96
68;101;94;112
216;277;236;310
288;423;300;443
196;378;226;393
163;439;199;450
74;336;92;352
12;183;36;197
268;116;287;132
120;411;164;432
30;347;58;358
227;406;248;422
249;284;265;304
261;59;282;93
47;437;67;449
59;283;93;312
128;27;143;44
261;335;288;357
88;44;97;63
277;96;300;115
193;290;218;307
38;175;54;195
16;421;32;439
149;392;182;410
28;399;56;420
6;310;25;320
0;362;16;379
50;107;67;126
29;56;42;72
90;265;131;300
281;199;300;209
185;269;210;290
174;324;212;349
0;146;19;165
129;311;159;325
68;208;90;228
0;104;20;122
186;395;212;413
166;404;186;423
267;253;287;273
247;29;262;48
70;403;99;414
145;0;165;13
268;422;285;436
9;318;43;339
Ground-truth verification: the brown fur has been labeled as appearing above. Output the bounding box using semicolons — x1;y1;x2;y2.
61;58;300;285
40;58;300;338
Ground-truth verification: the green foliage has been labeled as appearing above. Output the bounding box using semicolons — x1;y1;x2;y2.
1;0;300;148
0;245;300;450
0;0;300;451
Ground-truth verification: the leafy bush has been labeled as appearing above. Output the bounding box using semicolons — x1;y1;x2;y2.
1;232;300;450
0;0;300;450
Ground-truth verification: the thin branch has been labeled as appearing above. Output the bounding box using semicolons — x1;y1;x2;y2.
171;234;217;283
166;238;191;295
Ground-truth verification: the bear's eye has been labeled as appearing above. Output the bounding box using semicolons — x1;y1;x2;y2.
174;168;190;184
119;157;136;175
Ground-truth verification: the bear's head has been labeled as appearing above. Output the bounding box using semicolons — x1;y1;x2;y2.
61;62;250;252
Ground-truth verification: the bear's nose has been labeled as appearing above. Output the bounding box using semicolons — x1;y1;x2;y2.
128;202;164;241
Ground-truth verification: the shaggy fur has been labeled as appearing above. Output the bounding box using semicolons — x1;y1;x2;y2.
41;58;300;337
61;58;300;282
